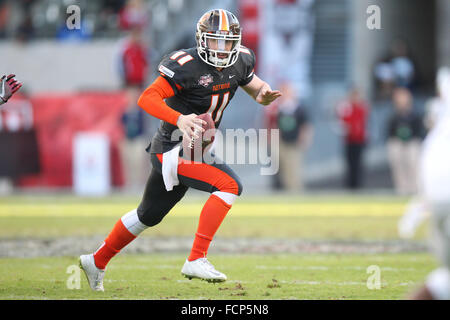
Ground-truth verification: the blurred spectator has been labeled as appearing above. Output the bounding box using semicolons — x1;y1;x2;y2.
386;87;425;195
263;99;283;190
374;39;416;99
0;0;146;40
120;86;149;191
117;26;150;191
336;87;370;190
0;2;11;39
374;55;395;100
119;0;148;31
101;0;127;13
13;0;35;42
0;89;40;195
276;82;313;192
390;39;416;88
96;0;127;34
118;26;148;87
15;11;34;42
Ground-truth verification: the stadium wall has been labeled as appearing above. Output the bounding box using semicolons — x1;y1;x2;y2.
0;40;122;93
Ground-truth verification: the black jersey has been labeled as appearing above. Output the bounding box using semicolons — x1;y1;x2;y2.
149;46;256;154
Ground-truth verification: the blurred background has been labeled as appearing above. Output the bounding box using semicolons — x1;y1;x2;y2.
0;0;449;196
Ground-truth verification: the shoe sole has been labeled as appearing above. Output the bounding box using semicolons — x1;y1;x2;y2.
79;256;104;292
181;272;226;283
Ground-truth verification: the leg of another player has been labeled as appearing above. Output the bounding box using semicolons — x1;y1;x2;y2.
410;268;450;300
410;203;450;299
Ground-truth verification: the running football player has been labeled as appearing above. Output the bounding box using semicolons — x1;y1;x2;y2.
80;9;282;291
408;67;450;300
0;74;23;107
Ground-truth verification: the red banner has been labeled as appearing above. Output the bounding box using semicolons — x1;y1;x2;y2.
17;92;128;188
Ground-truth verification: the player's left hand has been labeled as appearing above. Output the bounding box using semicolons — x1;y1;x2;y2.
0;74;23;103
256;86;282;106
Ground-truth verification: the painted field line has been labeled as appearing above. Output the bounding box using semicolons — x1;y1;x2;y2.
0;202;407;218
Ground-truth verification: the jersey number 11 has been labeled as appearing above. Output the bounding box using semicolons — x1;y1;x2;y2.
207;92;230;123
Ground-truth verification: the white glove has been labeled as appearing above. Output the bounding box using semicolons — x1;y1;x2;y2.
0;74;23;105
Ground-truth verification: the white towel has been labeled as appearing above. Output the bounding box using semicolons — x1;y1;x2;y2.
162;145;181;191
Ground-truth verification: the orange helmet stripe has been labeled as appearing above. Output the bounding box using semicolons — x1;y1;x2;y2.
220;9;229;31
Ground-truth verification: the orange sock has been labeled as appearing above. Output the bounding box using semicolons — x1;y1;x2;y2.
93;219;136;269
188;194;232;261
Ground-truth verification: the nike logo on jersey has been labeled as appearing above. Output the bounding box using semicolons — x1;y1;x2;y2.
229;75;235;79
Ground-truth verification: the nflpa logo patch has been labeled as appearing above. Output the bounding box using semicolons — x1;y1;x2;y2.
198;74;213;87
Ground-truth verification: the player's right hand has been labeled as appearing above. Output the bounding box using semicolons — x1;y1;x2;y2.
177;113;206;140
0;74;23;103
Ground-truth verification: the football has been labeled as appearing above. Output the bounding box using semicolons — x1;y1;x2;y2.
182;113;216;161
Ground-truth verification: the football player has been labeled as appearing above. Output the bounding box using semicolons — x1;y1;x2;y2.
408;67;450;300
80;9;282;291
0;74;23;107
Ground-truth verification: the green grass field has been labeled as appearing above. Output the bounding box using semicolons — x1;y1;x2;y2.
0;193;436;300
0;253;435;300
